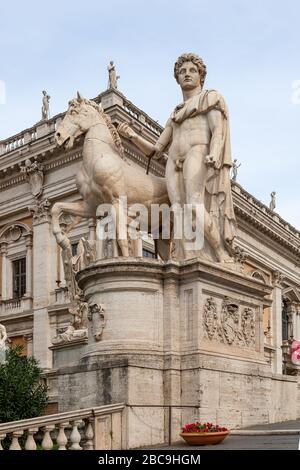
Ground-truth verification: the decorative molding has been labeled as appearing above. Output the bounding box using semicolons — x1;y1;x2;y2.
19;159;44;199
0;222;32;243
241;307;255;347
203;296;256;349
273;270;285;288
0;175;26;191
203;297;217;340
52;301;88;345
233;245;248;269
29;198;51;224
88;303;105;341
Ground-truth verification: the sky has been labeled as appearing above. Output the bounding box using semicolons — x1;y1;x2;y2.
0;0;300;228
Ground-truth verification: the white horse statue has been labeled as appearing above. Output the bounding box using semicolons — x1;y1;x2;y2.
52;92;170;261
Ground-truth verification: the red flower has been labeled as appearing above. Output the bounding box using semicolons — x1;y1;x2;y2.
182;421;229;433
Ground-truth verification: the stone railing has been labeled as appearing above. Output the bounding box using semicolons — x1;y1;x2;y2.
0;297;32;315
0;115;64;157
122;99;162;136
0;403;126;450
232;182;300;240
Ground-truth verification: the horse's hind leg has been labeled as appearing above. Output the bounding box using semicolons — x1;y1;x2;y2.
112;200;129;257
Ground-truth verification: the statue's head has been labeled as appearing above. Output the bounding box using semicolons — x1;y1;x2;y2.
55;92;103;149
174;53;207;89
42;90;47;95
55;92;124;157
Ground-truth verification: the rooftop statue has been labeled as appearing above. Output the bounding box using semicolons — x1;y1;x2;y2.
270;191;276;211
231;158;241;182
41;90;50;120
107;61;120;89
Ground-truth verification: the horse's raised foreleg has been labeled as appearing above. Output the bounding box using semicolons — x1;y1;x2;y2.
51;201;95;249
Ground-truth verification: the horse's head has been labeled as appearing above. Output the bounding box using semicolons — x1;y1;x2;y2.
55;92;103;149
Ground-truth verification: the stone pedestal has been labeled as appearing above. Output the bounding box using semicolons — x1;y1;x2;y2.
51;258;300;448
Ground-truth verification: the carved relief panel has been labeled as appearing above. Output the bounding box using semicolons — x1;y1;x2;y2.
203;296;256;349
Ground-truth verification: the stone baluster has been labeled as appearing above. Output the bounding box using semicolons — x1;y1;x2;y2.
25;428;38;450
0;434;6;450
84;419;94;450
69;420;83;450
9;431;23;450
41;425;55;450
57;422;69;450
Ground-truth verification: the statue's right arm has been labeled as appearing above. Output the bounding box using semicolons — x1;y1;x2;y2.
118;120;172;158
153;118;173;155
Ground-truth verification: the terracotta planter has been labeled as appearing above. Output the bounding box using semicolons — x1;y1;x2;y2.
180;431;229;446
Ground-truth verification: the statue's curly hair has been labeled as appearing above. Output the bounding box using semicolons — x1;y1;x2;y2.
174;53;207;87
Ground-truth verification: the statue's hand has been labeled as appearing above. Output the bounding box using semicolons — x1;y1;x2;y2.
117;122;137;141
205;155;221;170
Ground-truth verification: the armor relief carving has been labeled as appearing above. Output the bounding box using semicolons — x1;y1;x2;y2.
88;303;106;342
203;296;256;348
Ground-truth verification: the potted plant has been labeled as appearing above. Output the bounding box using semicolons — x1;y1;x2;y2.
180;422;229;446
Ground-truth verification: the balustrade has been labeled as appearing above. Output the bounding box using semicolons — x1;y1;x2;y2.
0;404;125;450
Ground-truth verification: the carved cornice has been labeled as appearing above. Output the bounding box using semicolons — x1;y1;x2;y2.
0;174;26;191
235;205;300;259
44;150;83;171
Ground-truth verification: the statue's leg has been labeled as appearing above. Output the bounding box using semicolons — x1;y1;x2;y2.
165;159;185;259
52;201;95;248
183;148;209;256
184;151;232;262
112;200;129;257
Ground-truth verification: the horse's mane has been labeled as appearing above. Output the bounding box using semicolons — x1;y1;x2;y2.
69;98;126;160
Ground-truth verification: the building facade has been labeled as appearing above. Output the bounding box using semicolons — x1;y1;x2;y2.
0;86;300;421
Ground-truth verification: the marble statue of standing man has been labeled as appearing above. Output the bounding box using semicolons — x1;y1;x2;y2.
118;53;236;262
42;90;50;120
231;159;241;182
0;323;8;364
270;191;276;211
107;61;120;89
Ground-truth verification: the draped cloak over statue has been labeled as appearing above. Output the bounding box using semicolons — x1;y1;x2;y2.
170;89;237;249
